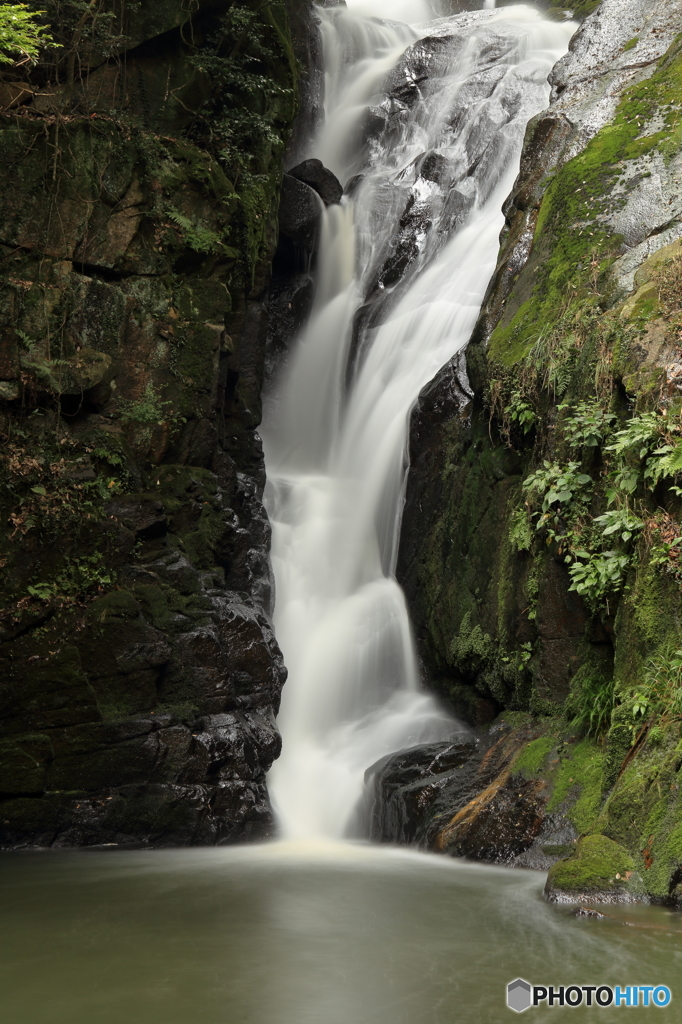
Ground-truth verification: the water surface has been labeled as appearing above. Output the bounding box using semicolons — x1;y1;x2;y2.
2;844;680;1023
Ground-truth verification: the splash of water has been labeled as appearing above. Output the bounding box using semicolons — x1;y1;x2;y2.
262;5;574;839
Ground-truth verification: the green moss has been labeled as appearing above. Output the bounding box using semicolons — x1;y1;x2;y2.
547;834;635;895
547;740;604;833
547;0;601;16
513;735;555;773
489;34;682;366
133;585;172;630
614;561;682;689
595;734;682;899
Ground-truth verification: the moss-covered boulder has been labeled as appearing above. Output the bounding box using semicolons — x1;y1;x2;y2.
545;834;639;902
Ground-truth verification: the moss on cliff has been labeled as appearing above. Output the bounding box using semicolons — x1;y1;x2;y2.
489;32;682;366
398;23;682;897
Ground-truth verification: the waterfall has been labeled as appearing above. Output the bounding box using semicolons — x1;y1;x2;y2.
261;4;574;840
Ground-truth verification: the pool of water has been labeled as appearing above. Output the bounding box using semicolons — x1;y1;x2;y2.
1;842;680;1023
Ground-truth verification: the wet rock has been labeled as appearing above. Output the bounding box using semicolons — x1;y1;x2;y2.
435;774;549;862
571;906;606;919
0;18;295;845
284;0;325;164
364;718;581;870
364;738;480;845
471;0;682;358
398;0;682;732
264;273;315;389
287;158;343;206
106;496;168;540
278;174;323;254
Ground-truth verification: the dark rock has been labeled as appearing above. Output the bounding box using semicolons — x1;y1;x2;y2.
106;496;168;540
344;174;364;197
363;738;480;846
359;107;388;147
0;0;301;849
534;558;590;704
0;646;101;737
278;174;323;254
571;906;606;919
364;718;583;869
545;835;641;904
436;774;549;863
288;158;343;206
284;0;324;165
265;274;315;388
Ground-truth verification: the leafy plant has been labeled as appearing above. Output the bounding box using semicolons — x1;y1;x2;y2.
118;383;168;425
565;672;615;738
166;209;238;257
646;440;682;493
0;4;53;64
622;648;682;744
27;553;114;604
523;460;592;514
559;399;616;449
567;550;630;608
506;391;536;435
509;507;533;552
606;412;660;459
594;508;644;544
188;4;294;184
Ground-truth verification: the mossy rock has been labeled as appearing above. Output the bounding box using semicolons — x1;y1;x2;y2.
545;834;639;902
85;590;142;625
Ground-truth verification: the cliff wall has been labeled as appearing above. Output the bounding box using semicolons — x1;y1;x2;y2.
393;0;682;903
0;0;315;848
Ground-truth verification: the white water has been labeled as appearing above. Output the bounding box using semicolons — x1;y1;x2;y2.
262;3;574;839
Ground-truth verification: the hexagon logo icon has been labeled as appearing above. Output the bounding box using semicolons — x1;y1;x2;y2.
507;979;532;1013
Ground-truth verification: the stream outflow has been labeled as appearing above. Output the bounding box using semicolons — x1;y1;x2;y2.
261;2;574;840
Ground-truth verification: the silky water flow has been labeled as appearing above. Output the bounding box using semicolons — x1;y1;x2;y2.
261;3;575;839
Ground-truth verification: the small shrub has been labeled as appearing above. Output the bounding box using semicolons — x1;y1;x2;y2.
560;399;616;449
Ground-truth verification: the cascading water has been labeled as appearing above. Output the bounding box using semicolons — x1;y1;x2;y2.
261;2;574;840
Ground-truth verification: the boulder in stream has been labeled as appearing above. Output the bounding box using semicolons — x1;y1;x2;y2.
287;158;343;206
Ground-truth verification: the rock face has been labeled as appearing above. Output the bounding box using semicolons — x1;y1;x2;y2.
545;834;640;903
365;718;579;868
0;0;302;848
287;158;343;206
392;0;682;902
399;0;682;720
278;174;324;255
